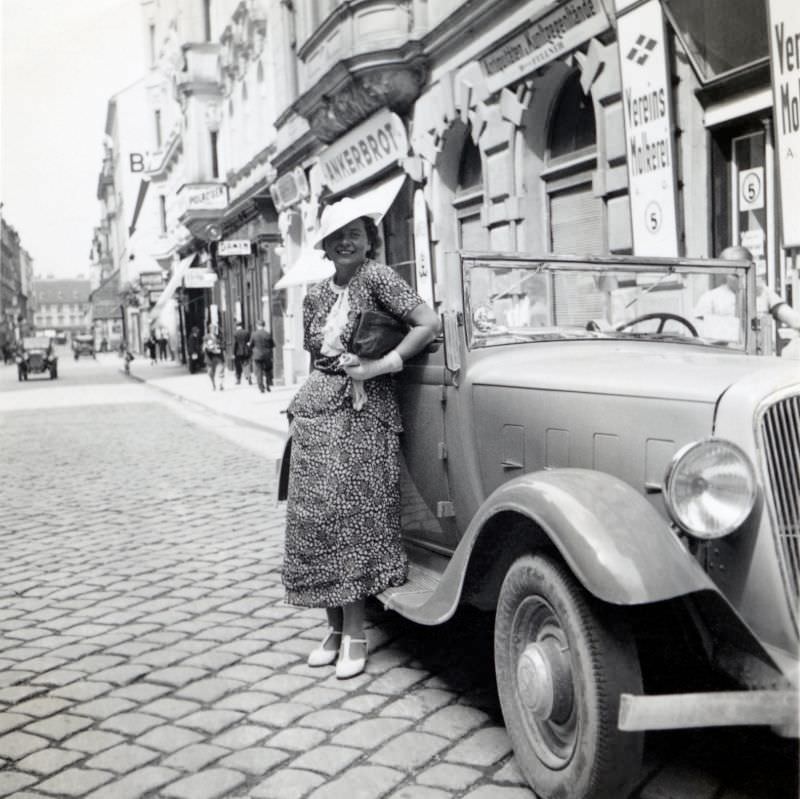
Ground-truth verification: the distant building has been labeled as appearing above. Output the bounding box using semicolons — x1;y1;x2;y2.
89;270;124;350
32;278;92;339
1;213;34;346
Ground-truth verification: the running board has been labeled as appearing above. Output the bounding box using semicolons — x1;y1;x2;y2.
377;542;452;624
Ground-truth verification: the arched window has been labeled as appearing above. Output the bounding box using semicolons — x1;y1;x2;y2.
545;72;603;255
548;73;596;160
453;134;486;250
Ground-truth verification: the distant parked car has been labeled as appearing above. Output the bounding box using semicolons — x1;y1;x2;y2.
72;334;96;360
17;336;58;380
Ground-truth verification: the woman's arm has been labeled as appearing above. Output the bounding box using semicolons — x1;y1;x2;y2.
395;303;441;362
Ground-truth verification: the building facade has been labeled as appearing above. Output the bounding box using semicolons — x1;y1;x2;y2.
0;214;34;350
31;278;92;340
118;0;797;381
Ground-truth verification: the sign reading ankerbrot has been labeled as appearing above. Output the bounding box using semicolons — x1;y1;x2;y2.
768;0;800;247
481;0;609;93
616;0;679;256
319;109;408;193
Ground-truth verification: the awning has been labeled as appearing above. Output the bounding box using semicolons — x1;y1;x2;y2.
149;253;197;321
274;247;334;290
273;172;407;290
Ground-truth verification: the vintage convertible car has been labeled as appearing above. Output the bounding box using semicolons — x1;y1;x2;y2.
279;252;798;799
16;335;58;380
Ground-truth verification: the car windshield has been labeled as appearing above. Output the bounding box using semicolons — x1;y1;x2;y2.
463;256;754;350
23;336;51;349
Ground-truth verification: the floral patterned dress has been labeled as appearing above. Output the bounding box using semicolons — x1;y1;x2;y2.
282;260;424;608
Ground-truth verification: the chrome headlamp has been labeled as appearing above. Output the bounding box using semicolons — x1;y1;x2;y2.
664;439;756;539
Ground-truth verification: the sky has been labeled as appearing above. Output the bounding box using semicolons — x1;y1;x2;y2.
1;0;146;280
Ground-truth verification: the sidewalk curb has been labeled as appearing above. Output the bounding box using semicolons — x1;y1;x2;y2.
122;368;290;442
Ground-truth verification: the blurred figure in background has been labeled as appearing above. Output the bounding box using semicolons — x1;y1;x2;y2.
249;320;275;393
203;324;225;391
233;321;252;385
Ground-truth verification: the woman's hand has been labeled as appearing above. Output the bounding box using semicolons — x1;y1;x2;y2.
339;350;402;380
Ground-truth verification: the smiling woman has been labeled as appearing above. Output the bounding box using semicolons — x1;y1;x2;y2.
281;196;440;680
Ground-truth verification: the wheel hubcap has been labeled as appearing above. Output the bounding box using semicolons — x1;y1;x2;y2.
511;598;578;768
517;638;573;723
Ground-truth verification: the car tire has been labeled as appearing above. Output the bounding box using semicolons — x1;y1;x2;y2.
17;369;23;382
494;553;643;799
74;353;79;361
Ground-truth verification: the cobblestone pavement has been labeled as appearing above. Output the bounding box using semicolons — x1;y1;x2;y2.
1;361;797;799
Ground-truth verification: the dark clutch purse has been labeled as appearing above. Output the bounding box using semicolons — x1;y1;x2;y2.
351;309;406;359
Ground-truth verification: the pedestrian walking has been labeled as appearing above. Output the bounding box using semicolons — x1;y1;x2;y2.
282;196;440;679
203;324;225;391
233;321;252;385
157;328;169;361
249;320;275;392
145;330;158;365
187;326;203;373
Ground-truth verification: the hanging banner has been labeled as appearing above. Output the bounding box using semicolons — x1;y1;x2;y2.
413;189;435;307
767;0;800;248
616;0;679;256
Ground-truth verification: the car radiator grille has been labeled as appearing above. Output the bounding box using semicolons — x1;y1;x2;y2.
29;355;43;369
760;392;800;630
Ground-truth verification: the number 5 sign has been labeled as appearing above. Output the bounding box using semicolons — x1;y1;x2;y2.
739;167;764;211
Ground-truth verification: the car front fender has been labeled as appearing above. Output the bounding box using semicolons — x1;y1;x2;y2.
469;468;714;605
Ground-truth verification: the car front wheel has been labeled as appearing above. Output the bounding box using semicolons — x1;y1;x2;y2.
494;553;643;799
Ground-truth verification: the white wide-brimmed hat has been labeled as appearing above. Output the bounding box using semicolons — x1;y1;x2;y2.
312;197;382;250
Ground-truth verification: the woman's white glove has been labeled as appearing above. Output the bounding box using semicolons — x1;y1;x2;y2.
338;350;402;381
338;351;403;410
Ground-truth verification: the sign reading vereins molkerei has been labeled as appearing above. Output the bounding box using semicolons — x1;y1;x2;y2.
615;0;679;256
767;0;800;248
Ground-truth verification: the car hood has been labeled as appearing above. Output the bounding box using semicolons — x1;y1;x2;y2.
469;341;799;404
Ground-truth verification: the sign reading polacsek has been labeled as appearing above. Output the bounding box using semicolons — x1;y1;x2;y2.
616;0;679;256
319;109;408;193
768;0;800;247
481;0;609;93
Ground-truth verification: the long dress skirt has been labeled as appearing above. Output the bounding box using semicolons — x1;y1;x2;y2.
282;374;408;607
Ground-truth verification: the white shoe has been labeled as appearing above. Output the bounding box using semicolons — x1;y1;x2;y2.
307;628;341;667
336;635;367;679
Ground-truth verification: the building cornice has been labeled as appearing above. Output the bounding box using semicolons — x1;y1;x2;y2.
292;46;427;144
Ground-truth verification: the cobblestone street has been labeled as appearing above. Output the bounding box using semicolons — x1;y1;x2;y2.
0;359;797;799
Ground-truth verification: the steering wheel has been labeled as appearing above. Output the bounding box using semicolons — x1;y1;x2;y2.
616;312;698;337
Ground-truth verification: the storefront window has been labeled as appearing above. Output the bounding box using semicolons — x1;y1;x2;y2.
663;0;767;81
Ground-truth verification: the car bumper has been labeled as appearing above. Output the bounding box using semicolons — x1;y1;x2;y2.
618;690;798;736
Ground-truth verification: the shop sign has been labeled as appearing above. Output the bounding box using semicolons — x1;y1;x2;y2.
616;0;679;256
768;0;800;247
480;0;609;93
739;167;765;211
319;109;408;193
270;166;310;211
218;239;251;257
139;271;165;290
182;182;228;211
183;269;218;289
